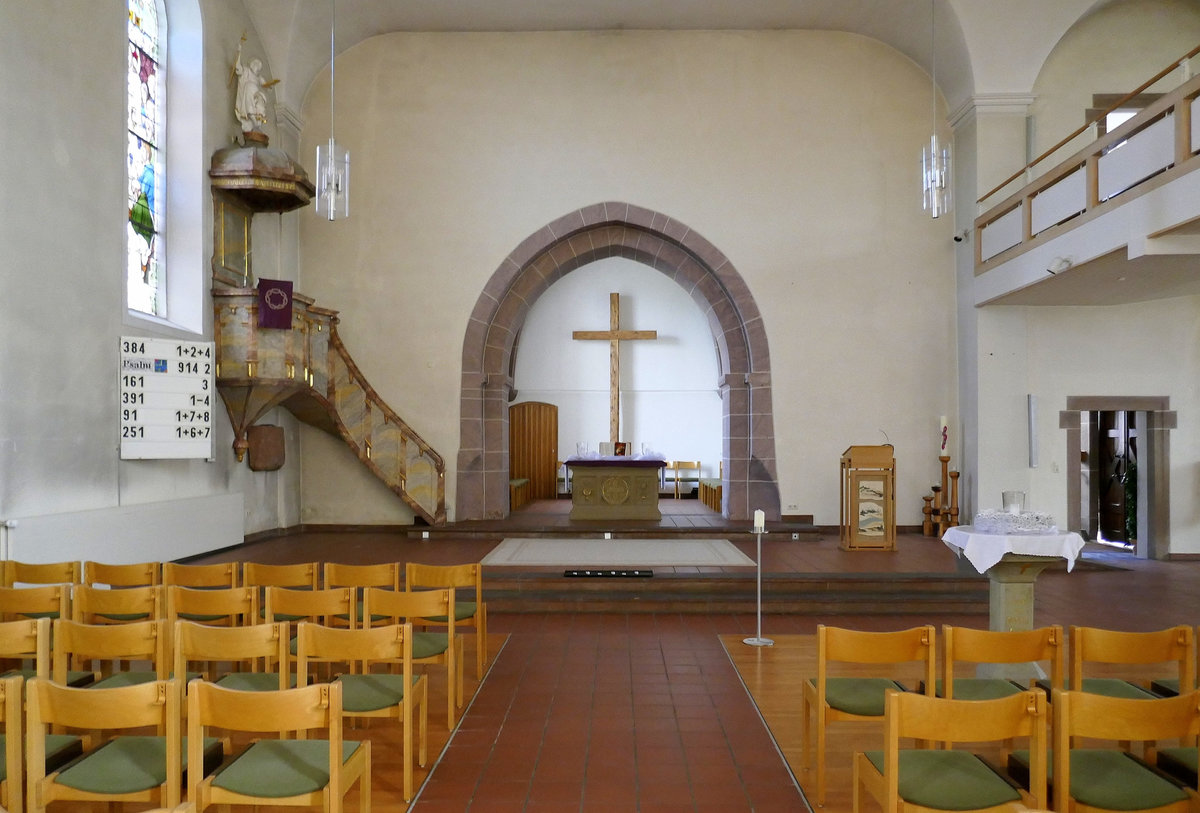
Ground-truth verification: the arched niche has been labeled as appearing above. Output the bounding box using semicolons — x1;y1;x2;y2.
456;202;779;521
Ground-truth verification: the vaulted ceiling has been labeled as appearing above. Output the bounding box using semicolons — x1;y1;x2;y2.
242;0;1116;118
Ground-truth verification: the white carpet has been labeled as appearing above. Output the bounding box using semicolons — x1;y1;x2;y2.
482;538;756;567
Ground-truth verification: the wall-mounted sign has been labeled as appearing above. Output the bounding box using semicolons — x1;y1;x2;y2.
119;337;215;459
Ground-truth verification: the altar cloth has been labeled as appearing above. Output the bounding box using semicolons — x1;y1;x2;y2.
942;525;1086;574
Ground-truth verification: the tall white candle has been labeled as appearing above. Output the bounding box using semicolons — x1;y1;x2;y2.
939;415;949;454
753;509;765;533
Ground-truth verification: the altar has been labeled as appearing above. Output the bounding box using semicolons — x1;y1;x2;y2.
566;458;667;520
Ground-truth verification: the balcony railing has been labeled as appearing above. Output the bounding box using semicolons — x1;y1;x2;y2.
975;47;1200;271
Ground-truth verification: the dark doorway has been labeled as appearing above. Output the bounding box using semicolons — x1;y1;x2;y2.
1094;411;1137;548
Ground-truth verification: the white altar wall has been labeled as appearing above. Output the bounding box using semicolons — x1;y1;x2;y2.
511;259;723;482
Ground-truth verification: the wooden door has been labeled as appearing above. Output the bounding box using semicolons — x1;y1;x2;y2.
509;402;558;501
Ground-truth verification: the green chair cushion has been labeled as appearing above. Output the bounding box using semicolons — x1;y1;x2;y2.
1156;746;1197;789
1151;677;1181;697
89;670;159;689
865;749;1021;809
935;677;1025;701
423;601;477;624
177;612;232;623
54;735;219;794
2;667;94;687
1070;749;1188;810
216;671;297;692
336;673;419;713
212;739;361;798
0;733;83;780
96;612;151;622
413;631;450;660
814;677;904;716
1079;678;1159;700
89;670;200;690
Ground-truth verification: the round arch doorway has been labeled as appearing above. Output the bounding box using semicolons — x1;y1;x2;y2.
455;202;780;522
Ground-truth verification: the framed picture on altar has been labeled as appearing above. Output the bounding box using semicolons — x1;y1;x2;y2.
614;441;628;456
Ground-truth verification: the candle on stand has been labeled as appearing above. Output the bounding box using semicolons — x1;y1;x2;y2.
753;509;765;533
939;415;949;453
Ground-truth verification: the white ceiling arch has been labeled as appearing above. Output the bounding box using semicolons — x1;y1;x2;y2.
243;0;1126;129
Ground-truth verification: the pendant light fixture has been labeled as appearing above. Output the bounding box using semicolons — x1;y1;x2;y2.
315;0;349;220
921;0;950;218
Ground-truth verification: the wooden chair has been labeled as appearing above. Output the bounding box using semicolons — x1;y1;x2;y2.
72;583;162;624
296;621;427;801
802;624;937;806
0;616;49;681
0;585;70;623
265;586;356;682
1070;624;1195;699
174;620;291;692
0;615;91;688
324;562;401;627
244;561;320;590
27;677;182;812
406;562;488;680
1051;688;1200;813
265;586;356;627
853;688;1048;812
83;560;161;588
670;460;701;498
53;618;168;689
162;561;239;588
1;560;80;589
0;675;21;813
187;679;371;813
247;562;321;622
166;585;258;627
364;585;462;728
941;625;1065;700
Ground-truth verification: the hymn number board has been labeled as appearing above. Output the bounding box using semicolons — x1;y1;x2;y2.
119;337;215;459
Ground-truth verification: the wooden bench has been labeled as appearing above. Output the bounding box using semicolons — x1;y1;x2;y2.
699;478;722;511
509;478;530;510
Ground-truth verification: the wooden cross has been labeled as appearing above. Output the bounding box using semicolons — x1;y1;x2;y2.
572;292;657;445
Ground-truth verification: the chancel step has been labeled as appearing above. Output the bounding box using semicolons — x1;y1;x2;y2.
482;572;988;614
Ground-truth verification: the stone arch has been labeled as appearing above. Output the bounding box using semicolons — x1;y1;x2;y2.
456;202;778;521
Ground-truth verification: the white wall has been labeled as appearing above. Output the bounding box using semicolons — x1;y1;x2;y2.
511;258;722;478
1029;0;1200;168
1024;298;1200;553
298;29;959;525
0;0;301;562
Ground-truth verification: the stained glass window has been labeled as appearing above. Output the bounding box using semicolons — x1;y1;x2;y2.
127;0;164;317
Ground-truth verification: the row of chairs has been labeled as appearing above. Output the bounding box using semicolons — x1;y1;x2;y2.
5;615;428;810
0;558;489;682
804;623;1198;807
854;686;1200;813
0;582;464;729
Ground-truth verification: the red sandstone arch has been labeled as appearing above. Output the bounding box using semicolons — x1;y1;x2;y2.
456;202;778;521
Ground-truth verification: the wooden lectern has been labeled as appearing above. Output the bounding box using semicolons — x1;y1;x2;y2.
839;445;896;551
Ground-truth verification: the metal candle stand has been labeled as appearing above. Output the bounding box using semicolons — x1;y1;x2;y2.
743;519;773;647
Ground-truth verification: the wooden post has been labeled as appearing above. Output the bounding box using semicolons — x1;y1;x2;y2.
922;495;934;536
949;470;960;526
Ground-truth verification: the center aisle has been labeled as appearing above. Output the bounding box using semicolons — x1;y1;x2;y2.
413;614;804;812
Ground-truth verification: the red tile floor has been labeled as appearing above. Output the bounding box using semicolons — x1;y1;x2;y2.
189;499;1200;811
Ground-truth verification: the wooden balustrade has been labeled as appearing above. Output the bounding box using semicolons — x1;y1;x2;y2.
975;65;1200;271
213;288;446;525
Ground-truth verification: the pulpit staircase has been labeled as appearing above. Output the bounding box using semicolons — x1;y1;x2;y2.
213;288;446;525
